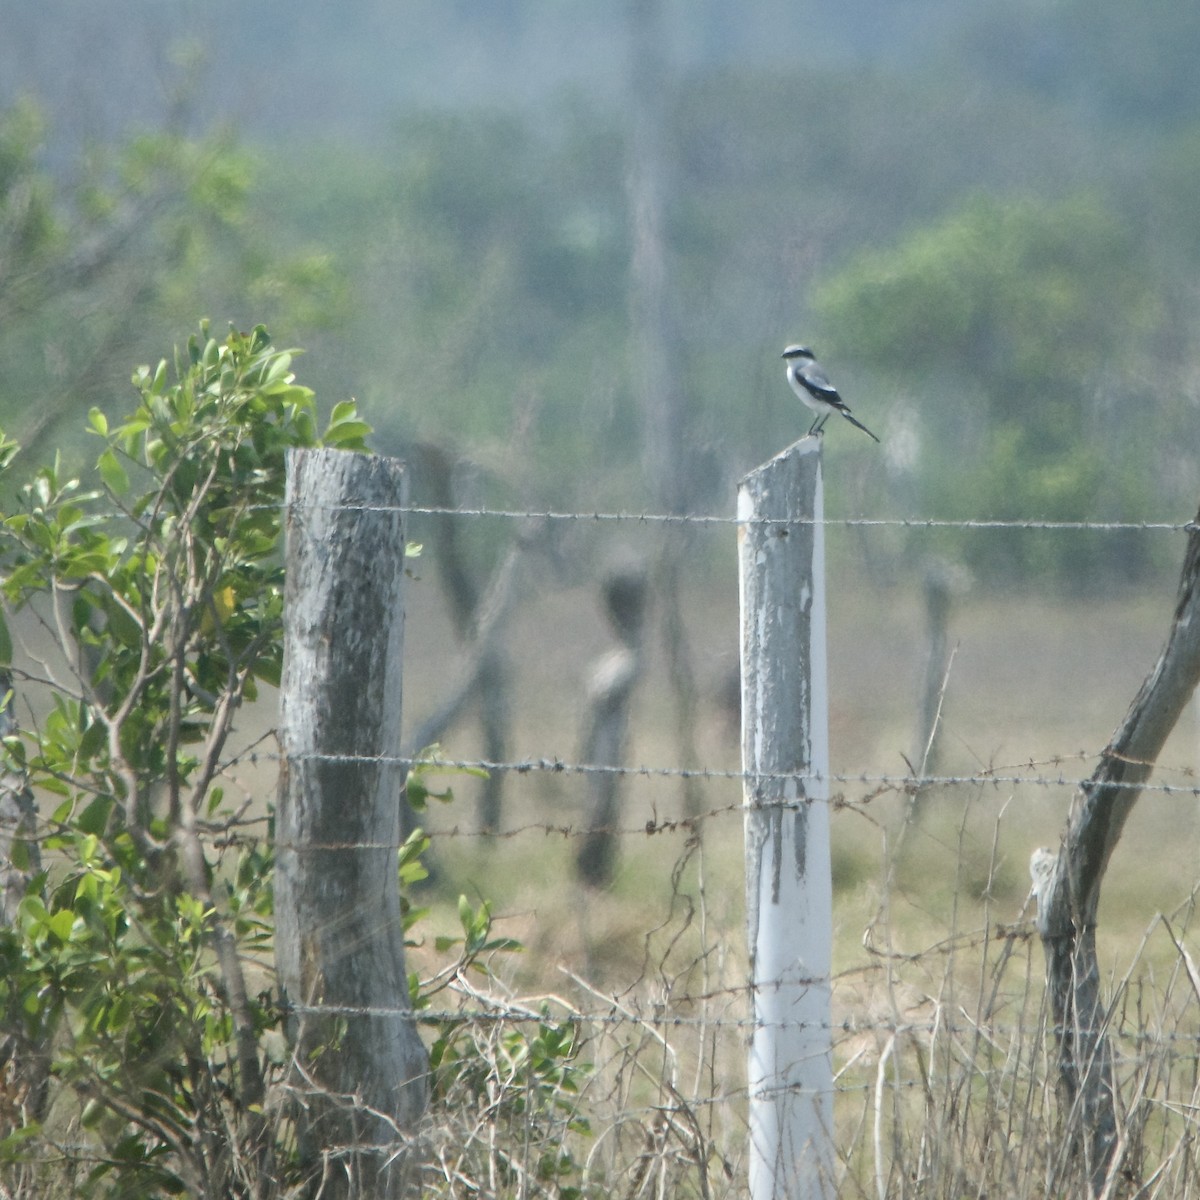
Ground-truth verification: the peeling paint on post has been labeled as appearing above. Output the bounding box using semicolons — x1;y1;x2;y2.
738;438;834;1200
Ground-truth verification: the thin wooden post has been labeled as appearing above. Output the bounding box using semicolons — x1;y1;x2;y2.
275;448;428;1199
575;561;648;886
739;438;834;1200
904;559;956;827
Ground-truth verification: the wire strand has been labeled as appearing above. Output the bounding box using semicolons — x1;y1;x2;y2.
261;500;1199;532
254;749;1200;798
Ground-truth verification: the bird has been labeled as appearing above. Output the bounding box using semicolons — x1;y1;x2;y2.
782;345;880;443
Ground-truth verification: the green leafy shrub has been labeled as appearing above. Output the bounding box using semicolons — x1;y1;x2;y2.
0;324;591;1198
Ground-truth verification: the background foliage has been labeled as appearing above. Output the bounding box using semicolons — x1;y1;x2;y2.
0;1;1197;585
0;328;587;1196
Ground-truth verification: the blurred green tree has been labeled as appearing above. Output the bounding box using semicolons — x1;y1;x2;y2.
815;193;1163;581
253;105;640;506
0;97;345;468
0;324;590;1197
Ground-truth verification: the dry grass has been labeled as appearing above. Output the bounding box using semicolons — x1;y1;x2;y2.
406;790;1200;1197
391;543;1200;1197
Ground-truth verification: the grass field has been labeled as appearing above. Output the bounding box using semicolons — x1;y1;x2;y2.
392;534;1200;1195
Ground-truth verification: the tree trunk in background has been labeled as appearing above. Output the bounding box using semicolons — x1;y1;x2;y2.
626;0;705;819
627;0;686;515
414;443;515;831
1035;504;1200;1197
276;448;428;1199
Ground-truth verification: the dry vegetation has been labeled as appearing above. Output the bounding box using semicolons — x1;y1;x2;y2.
7;529;1200;1197
390;537;1200;1197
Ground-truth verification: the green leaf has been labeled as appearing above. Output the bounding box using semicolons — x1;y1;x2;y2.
47;909;75;942
323;419;372;448
321;399;372;449
0;610;12;665
2;735;25;768
76;795;114;837
263;352;292;385
0;1121;42;1159
97;448;129;496
403;904;430;932
484;936;523;953
87;407;108;436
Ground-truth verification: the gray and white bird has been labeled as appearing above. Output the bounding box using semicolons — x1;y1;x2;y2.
782;345;880;443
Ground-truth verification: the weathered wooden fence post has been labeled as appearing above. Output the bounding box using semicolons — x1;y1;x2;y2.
275;448;428;1198
739;437;834;1200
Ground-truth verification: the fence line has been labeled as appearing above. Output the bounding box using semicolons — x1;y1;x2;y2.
87;759;1192;852
281;1003;1200;1053
8;455;1200;1197
74;493;1200;531
211;748;1200;799
238;499;1198;532
31;748;1182;850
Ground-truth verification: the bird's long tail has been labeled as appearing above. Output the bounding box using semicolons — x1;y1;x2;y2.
840;409;880;443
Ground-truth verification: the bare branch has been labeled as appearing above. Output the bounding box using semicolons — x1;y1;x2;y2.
1036;502;1200;1194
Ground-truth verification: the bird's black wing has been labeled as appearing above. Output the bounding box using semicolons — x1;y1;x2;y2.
797;364;842;404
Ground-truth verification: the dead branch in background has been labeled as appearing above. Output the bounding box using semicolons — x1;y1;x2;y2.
404;442;525;832
625;0;708;825
1034;504;1200;1196
903;558;964;829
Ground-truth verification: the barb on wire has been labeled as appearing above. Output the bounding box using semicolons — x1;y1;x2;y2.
253;499;1197;533
240;748;1200;799
277;1000;1200;1058
12;744;1173;852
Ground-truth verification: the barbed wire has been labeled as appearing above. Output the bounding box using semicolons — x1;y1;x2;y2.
12;732;1200;854
16;746;1175;850
16;487;1197;531
284;1000;1200;1057
265;499;1200;533
241;748;1200;798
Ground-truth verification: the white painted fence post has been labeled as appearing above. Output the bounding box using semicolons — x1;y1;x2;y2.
738;437;834;1200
